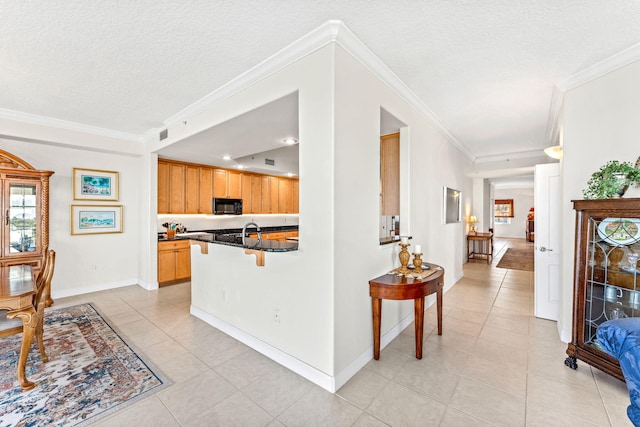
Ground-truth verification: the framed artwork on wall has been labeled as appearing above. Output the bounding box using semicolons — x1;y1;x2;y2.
443;186;462;224
494;199;514;218
73;168;119;201
70;205;123;235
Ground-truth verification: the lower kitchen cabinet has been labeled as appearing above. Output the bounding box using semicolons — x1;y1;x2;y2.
158;240;191;285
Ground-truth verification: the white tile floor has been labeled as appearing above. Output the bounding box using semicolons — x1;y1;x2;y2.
52;238;632;426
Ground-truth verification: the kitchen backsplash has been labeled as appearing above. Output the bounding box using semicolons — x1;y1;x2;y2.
157;214;299;232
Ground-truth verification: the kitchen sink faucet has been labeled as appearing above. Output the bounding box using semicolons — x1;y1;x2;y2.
242;222;262;246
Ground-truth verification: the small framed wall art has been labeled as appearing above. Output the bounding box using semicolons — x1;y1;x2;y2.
73;168;119;201
443;186;462;224
71;205;123;235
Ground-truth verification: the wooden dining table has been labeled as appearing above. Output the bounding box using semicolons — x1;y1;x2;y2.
0;264;38;390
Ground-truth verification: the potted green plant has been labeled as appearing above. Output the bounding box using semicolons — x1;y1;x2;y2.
583;160;640;199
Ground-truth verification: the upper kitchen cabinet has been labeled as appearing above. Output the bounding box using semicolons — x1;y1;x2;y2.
213;169;242;199
198;167;213;214
158;160;186;214
0;150;54;268
380;132;400;216
156;92;299;215
278;178;294;214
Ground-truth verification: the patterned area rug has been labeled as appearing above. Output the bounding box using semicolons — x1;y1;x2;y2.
0;303;170;426
496;248;535;271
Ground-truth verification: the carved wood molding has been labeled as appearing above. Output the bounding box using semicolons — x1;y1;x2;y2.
0;150;35;170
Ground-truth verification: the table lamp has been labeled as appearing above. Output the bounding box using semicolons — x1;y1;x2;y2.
469;215;478;234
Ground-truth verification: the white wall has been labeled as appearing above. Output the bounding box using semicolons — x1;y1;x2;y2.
560;59;640;342
151;45;337;377
493;188;534;239
333;46;473;377
0;138;144;297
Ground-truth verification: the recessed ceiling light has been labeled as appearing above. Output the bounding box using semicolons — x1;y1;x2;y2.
286;172;295;177
222;155;231;160
283;138;298;145
235;165;245;169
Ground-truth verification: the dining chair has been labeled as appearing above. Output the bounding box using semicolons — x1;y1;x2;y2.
0;249;56;363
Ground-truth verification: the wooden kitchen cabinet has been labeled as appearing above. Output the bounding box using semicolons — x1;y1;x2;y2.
0;150;54;269
158;161;170;213
158;239;191;284
213;168;242;199
213;168;228;198
241;173;252;213
169;163;185;214
250;175;262;213
278;178;293;214
158;160;186;214
270;177;279;213
565;198;640;381
292;179;299;213
198;167;213;214
185;165;199;214
261;176;272;213
158;159;298;215
381;132;400;216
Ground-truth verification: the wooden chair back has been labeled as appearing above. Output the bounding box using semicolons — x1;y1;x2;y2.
0;249;55;363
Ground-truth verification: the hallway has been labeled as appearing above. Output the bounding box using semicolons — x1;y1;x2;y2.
54;238;631;426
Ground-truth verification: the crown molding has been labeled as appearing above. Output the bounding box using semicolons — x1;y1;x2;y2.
544;86;564;146
545;42;640;146
559;41;640;91
0;108;142;143
162;20;341;131
160;20;471;160
332;23;473;161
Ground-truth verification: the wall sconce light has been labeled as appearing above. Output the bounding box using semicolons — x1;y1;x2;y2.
544;145;563;160
469;215;478;234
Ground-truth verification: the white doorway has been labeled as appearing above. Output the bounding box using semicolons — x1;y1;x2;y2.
534;163;561;320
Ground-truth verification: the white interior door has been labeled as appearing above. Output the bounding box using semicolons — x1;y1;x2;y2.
534;163;561;320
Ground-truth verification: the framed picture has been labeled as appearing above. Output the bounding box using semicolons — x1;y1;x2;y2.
494;199;514;218
443;186;462;224
73;168;119;201
71;205;123;235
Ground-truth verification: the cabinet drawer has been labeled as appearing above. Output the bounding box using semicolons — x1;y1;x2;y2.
158;240;190;251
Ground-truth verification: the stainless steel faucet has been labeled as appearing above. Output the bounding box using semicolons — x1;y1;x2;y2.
242;222;261;246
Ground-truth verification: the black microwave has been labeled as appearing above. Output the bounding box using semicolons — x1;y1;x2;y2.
213;198;243;215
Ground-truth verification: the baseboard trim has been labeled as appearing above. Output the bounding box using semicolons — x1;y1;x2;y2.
190;306;337;392
51;278;140;299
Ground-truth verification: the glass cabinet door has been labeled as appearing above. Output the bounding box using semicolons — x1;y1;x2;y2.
4;180;41;256
584;216;640;351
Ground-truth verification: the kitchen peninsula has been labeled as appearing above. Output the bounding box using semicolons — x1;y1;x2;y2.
185;223;305;378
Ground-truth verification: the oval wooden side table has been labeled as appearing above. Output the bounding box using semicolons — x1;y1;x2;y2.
369;264;444;360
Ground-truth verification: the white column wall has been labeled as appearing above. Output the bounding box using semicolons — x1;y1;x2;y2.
332;46;473;377
158;45;337;376
560;59;640;341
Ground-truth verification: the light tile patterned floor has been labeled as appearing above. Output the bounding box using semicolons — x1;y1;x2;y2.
52;238;632;426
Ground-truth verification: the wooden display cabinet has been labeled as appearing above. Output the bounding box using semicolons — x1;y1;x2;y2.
0;150;54;270
566;198;640;381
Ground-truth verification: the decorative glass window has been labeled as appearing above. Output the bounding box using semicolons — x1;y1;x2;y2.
494;199;514;218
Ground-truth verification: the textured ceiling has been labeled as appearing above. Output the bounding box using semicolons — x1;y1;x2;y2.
2;1;640;166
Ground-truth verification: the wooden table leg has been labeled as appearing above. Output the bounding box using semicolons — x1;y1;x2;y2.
414;296;425;359
437;285;443;335
372;297;381;360
14;309;36;391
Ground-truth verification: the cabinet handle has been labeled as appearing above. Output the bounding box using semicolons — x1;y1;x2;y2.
539;246;553;252
4;210;8;226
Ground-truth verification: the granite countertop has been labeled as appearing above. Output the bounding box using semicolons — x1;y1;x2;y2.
158;226;298;252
